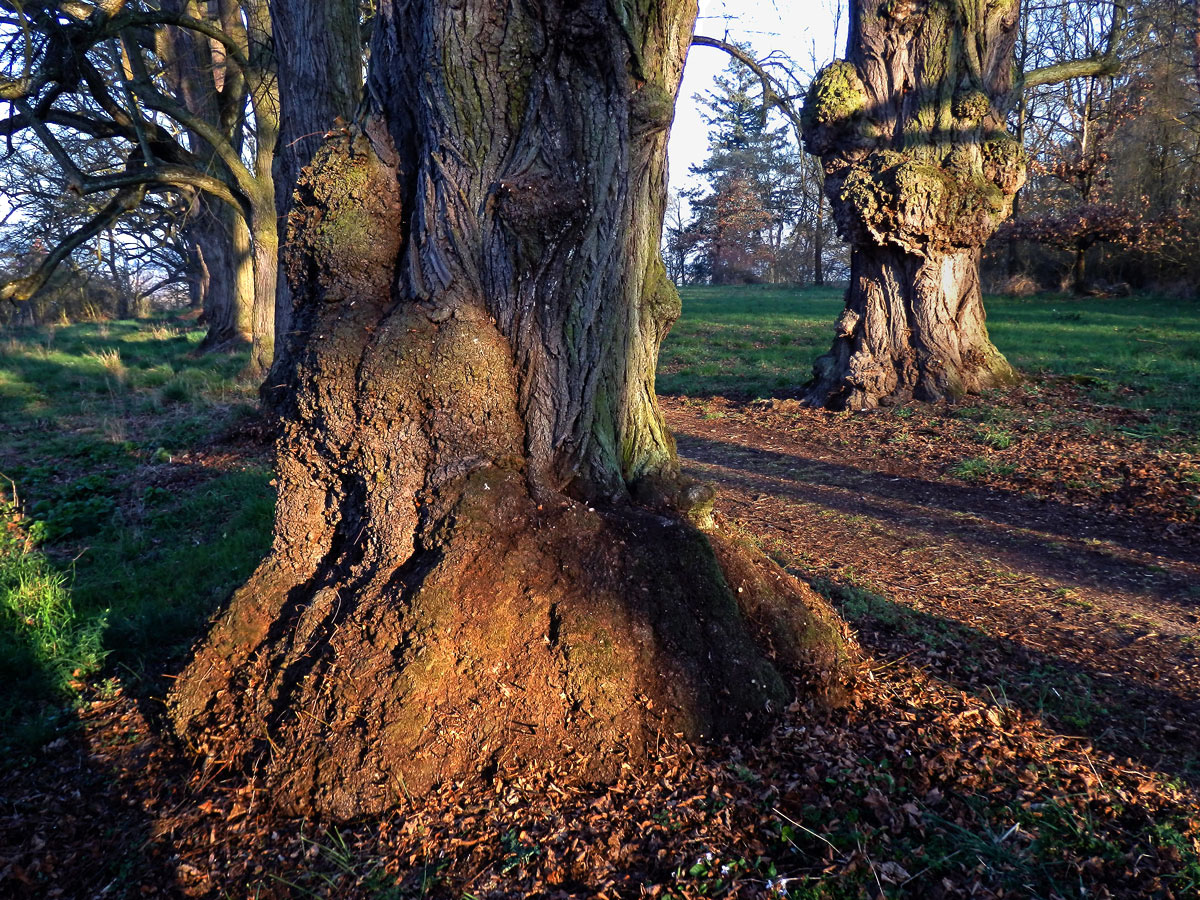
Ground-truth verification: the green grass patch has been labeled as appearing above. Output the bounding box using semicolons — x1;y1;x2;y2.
948;456;1017;481
0;316;274;759
0;500;107;751
659;287;1200;435
657;285;843;398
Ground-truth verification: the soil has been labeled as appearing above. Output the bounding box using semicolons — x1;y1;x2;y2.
660;384;1200;783
2;380;1198;899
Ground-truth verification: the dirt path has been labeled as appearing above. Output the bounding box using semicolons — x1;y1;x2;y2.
663;393;1200;785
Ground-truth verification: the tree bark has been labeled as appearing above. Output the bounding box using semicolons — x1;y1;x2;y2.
169;0;854;818
191;197;251;350
263;0;363;405
231;206;257;343
801;0;1025;408
240;0;281;377
814;191;825;286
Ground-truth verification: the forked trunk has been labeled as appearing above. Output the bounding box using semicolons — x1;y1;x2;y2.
801;0;1026;408
169;0;854;818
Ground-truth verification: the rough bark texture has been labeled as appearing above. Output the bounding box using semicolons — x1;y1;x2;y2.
241;0;281;377
263;0;363;405
801;0;1025;408
169;0;855;819
191;199;253;351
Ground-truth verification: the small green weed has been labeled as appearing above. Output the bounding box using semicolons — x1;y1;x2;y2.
976;427;1014;450
949;457;1016;481
0;500;107;751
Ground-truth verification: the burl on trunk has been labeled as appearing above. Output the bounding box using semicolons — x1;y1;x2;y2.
801;0;1027;409
169;0;855;819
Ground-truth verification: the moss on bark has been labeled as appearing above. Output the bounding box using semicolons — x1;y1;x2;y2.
799;0;1026;408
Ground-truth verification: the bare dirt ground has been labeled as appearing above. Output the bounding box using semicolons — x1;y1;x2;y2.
662;387;1200;787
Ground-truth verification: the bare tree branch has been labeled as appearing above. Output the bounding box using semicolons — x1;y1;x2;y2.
1017;0;1126;94
1;182;144;301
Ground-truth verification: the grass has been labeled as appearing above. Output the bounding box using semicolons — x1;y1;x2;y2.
657;285;838;399
0;499;107;748
659;286;1200;433
0;316;274;759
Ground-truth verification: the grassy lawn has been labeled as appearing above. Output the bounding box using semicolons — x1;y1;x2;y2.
660;285;1200;434
0;320;274;753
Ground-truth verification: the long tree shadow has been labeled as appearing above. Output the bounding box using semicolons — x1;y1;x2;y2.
809;574;1200;785
675;432;1200;593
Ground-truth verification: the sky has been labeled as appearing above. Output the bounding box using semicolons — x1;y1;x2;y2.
669;0;844;196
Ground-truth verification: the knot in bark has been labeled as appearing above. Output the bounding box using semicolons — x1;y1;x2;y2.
801;61;874;157
284;130;404;306
835;148;1019;255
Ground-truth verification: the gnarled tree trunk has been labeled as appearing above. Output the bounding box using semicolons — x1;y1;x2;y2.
169;0;854;819
801;0;1025;409
263;0;363;406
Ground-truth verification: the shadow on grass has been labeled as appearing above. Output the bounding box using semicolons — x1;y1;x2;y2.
809;574;1200;785
0;351;273;763
675;432;1200;580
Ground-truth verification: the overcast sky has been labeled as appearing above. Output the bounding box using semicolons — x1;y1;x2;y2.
669;0;843;196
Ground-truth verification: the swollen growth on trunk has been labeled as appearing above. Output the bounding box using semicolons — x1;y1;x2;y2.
168;0;855;818
801;0;1026;408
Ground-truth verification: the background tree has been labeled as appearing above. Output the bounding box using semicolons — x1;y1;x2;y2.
0;122;190;323
683;59;804;284
991;0;1200;296
685;38;845;286
168;0;854;818
800;0;1124;409
0;0;279;369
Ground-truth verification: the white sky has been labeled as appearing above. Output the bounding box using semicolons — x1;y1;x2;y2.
669;0;843;195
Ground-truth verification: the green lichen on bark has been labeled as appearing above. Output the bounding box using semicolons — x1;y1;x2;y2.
640;255;681;331
804;60;867;126
982;134;1027;193
801;61;872;156
630;81;676;135
838;147;1015;253
953;89;992;121
285;132;403;305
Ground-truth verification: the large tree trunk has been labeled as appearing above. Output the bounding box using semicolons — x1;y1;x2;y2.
192;199;252;351
169;0;854;819
248;209;278;373
242;0;282;378
800;0;1025;408
808;247;1012;406
263;0;363;406
814;191;825;286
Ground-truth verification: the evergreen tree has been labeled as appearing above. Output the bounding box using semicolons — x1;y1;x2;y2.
684;59;806;284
